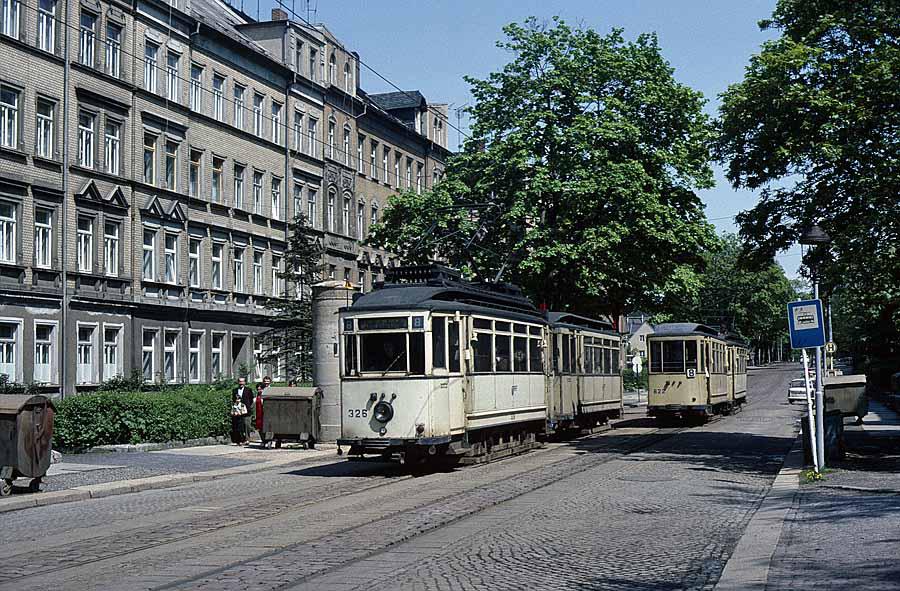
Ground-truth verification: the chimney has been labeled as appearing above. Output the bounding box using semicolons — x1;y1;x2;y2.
271;8;288;21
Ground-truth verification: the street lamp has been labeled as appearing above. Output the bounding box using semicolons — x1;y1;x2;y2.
799;223;831;469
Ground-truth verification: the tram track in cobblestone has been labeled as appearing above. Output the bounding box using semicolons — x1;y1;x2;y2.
0;420;703;590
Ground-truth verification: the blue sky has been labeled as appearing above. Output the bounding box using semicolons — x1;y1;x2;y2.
258;0;801;276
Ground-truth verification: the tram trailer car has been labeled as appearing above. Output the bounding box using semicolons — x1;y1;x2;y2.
337;266;550;463
545;313;624;434
647;323;748;422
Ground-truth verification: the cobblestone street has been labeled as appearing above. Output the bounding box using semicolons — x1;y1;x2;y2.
0;366;800;591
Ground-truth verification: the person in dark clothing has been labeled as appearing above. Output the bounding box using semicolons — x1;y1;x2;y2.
231;377;253;445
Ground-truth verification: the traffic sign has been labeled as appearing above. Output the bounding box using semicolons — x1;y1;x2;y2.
631;354;642;375
825;342;836;354
787;299;826;349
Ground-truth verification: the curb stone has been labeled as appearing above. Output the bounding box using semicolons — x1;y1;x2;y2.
714;434;803;591
0;449;339;514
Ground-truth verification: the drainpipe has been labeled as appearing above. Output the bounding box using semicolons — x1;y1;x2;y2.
59;0;72;398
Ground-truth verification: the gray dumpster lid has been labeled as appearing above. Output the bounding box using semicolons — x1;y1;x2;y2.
0;394;56;414
263;387;321;399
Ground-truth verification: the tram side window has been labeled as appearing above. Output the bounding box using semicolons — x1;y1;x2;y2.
448;320;460;372
612;345;619;373
344;335;357;375
495;334;512;372
584;343;594;374
569;336;577;373
360;333;407;373
432;317;446;369
561;335;571;373
513;336;528;372
474;332;493;372
650;341;663;373
685;340;698;370
409;333;425;375
529;337;543;373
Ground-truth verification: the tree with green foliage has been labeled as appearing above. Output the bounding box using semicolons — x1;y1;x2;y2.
716;0;900;375
369;18;717;322
259;214;323;383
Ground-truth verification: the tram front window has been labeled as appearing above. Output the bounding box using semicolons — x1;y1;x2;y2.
359;332;425;374
662;341;685;373
653;340;700;373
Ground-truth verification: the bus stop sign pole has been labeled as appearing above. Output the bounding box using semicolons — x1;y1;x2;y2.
787;299;827;472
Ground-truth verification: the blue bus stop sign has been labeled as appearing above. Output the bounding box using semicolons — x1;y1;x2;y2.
787;299;826;349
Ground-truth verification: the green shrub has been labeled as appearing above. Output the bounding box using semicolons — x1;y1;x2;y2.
54;385;233;451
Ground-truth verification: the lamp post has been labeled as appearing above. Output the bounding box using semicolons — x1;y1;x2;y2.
800;223;831;468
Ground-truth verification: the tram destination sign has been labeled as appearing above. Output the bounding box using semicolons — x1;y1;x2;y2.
787;299;826;349
358;317;408;331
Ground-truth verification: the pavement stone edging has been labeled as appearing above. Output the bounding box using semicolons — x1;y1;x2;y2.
714;435;803;591
0;447;339;515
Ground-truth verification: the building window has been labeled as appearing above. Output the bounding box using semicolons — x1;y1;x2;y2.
143;133;156;184
292;182;302;219
328;53;336;84
188;238;201;287
344;62;351;90
342;127;350;165
0;0;18;38
104;121;120;175
395;153;402;189
357;202;364;238
328;264;335;280
166;52;180;101
358;270;365;290
342;196;350;234
79;12;95;66
308;117;318;157
327;120;335;159
253;93;264;136
34;323;54;383
309;48;317;82
142;228;156;281
189;332;202;382
405;158;412;189
189;149;201;197
293;110;303;151
233;164;244;209
272;101;282;144
370;141;378;180
212;156;223;202
212;74;225;121
357;134;364;174
327;192;335;232
37;0;55;52
371;202;378;227
165;140;178;190
76;324;96;384
211;333;223;377
103;326;120;381
343;267;350;282
307;189;317;228
0;85;18;149
271;177;281;220
211;242;223;289
105;23;121;77
233;247;244;292
272;255;283;295
103;221;118;277
164;330;178;382
34;208;51;268
164;233;177;284
382;147;389;183
78;111;94;168
416;163;424;194
0;322;18;382
190;64;203;111
141;329;156;382
76;217;93;272
0;201;14;263
294;41;303;73
144;41;158;92
252;171;263;215
233;84;244;129
36;99;54;159
252;250;263;294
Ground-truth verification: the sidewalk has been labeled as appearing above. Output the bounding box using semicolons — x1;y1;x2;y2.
765;397;900;590
0;440;339;514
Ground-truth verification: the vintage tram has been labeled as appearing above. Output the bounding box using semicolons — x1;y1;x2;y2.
336;266;623;463
646;323;749;422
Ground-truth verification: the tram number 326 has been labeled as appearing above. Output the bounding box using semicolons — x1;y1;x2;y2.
348;408;368;418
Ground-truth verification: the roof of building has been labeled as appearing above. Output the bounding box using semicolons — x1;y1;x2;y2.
192;0;278;63
368;91;427;111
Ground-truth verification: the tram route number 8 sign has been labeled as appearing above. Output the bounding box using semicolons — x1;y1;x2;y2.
787;299;826;349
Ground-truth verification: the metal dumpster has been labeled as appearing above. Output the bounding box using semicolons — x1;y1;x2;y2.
261;387;321;449
824;374;868;421
1;395;56;496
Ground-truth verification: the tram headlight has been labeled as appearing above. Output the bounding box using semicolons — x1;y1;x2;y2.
373;401;394;423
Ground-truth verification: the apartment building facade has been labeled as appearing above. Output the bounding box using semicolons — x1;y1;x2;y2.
0;0;450;394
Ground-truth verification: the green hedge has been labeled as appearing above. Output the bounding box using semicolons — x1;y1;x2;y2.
54;385;234;451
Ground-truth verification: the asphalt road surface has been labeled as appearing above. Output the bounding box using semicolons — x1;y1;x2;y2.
0;365;801;591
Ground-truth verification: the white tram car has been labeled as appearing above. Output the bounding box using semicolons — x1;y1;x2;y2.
337;266;624;462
